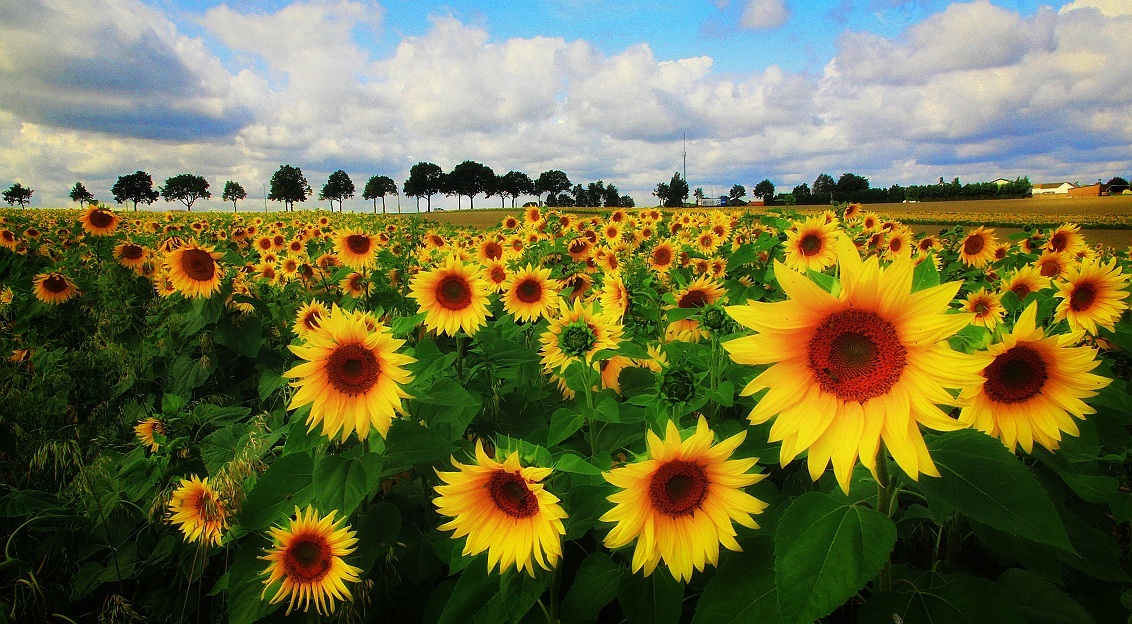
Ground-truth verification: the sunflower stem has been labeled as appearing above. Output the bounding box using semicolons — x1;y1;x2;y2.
456;334;466;383
548;564;563;624
875;449;893;592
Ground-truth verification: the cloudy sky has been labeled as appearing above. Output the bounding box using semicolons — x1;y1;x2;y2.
0;0;1128;211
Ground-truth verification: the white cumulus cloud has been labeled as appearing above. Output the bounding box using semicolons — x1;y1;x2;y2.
740;0;792;30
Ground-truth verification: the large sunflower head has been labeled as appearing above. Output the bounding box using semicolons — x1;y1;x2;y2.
168;475;229;546
648;240;677;273
598;271;630;322
32;271;79;305
292;299;330;341
601;417;767;582
540;298;623;373
724;241;991;492
284;305;415;441
958;226;998;268
113;241;149;270
783;217;840;272
79;206;121;236
434;442;567;576
1045;223;1086;256
960;301;1111;453
135;418;165;452
165;241;224;299
408;256;492;337
334;229;378;270
503;264;560;323
1053;257;1130;335
260;506;362;615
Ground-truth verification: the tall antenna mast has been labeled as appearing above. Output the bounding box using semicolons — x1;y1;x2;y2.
682;133;687;183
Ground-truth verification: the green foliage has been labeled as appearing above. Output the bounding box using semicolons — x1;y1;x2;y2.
267;164;311;211
111;170;159;210
319;169;355;212
2;183;32;207
160;173;211;211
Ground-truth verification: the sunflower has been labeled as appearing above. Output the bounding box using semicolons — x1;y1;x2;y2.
433;442;568;576
409;256;492;337
167;475;229;546
481;260;509;294
601;417;767;582
723;242;989;492
292;300;330;340
339;272;370;298
79;206;120;236
883;228;913;260
0;229;18;250
260;506;362;616
648;240;677;274
958;226;998;268
1035;251;1069;279
1053;257;1130;335
694;231;721;255
32;271;79;305
135;418;165;452
540;299;622;373
1045;223;1087;256
477;238;506;264
334;229;377;270
666;275;726;342
284;305;415;441
165;241;224;299
566;237;592;262
959;302;1111;453
597;271;630;322
843;202;863;221
999;265;1050;300
503;264;560;323
783;217;840;272
114;241;149;270
961;288;1005;330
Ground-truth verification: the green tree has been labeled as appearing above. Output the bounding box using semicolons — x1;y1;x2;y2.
729;184;746;201
222;181;247;212
754;179;775;201
403;162;444;213
835;172;870;197
160;173;211;211
812;173;836;203
112;171;159;211
69;182;94;208
654;172;689;207
268;164;312;212
497;171;534;208
792;183;811;199
2;183;32;207
587;181;607;207
535;170;571;206
603;183;622;208
320;169;355;212
448;161;495;210
694;187;705;201
363;175;398;214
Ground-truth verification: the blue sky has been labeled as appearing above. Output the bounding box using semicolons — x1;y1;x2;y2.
0;0;1128;210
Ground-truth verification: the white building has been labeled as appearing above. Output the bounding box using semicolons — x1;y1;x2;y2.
1032;182;1076;195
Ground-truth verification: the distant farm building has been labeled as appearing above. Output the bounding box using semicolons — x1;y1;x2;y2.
696;196;729;207
1033;182;1076;195
1068;183;1110;197
992;178;1011;186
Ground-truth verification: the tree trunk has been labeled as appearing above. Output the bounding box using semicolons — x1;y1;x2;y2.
381;197;386;214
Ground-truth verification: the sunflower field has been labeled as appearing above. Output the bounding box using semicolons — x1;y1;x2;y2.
1;204;1131;624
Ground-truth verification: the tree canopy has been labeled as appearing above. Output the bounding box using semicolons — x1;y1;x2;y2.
754;179;776;201
363;175;398;214
319;170;355;212
447;161;495;210
496;171;534;208
222;181;247;212
112;171;159;211
3;183;32;207
729;184;746;200
403;162;444;212
268;164;312;212
69;182;94;207
535;170;571;205
654;172;689;208
160;174;211;211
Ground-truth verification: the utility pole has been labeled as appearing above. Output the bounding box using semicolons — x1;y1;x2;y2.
263;183;268;212
682;133;687;185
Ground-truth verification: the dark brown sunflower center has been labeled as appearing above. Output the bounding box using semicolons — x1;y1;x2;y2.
89;210;114;229
484;242;503;260
490;267;506;283
889;237;903;253
436;276;472;310
973;300;990;316
488;471;538;518
180;249;216;282
302;310;324;330
346;234;371;255
326;343;380;396
516;279;542;303
808;309;907;403
963;235;985;255
652;247;672;265
983;345;1047;404
121;244;144;260
1069;283;1096;312
43;274;69;293
679;290;709;308
1049;232;1067;252
800;233;823;256
649;460;708;517
284;537;332;582
1039;259;1061;277
1011;284;1031;299
569;240;588;254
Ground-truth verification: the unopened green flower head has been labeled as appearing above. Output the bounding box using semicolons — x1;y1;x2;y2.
559;319;598;358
